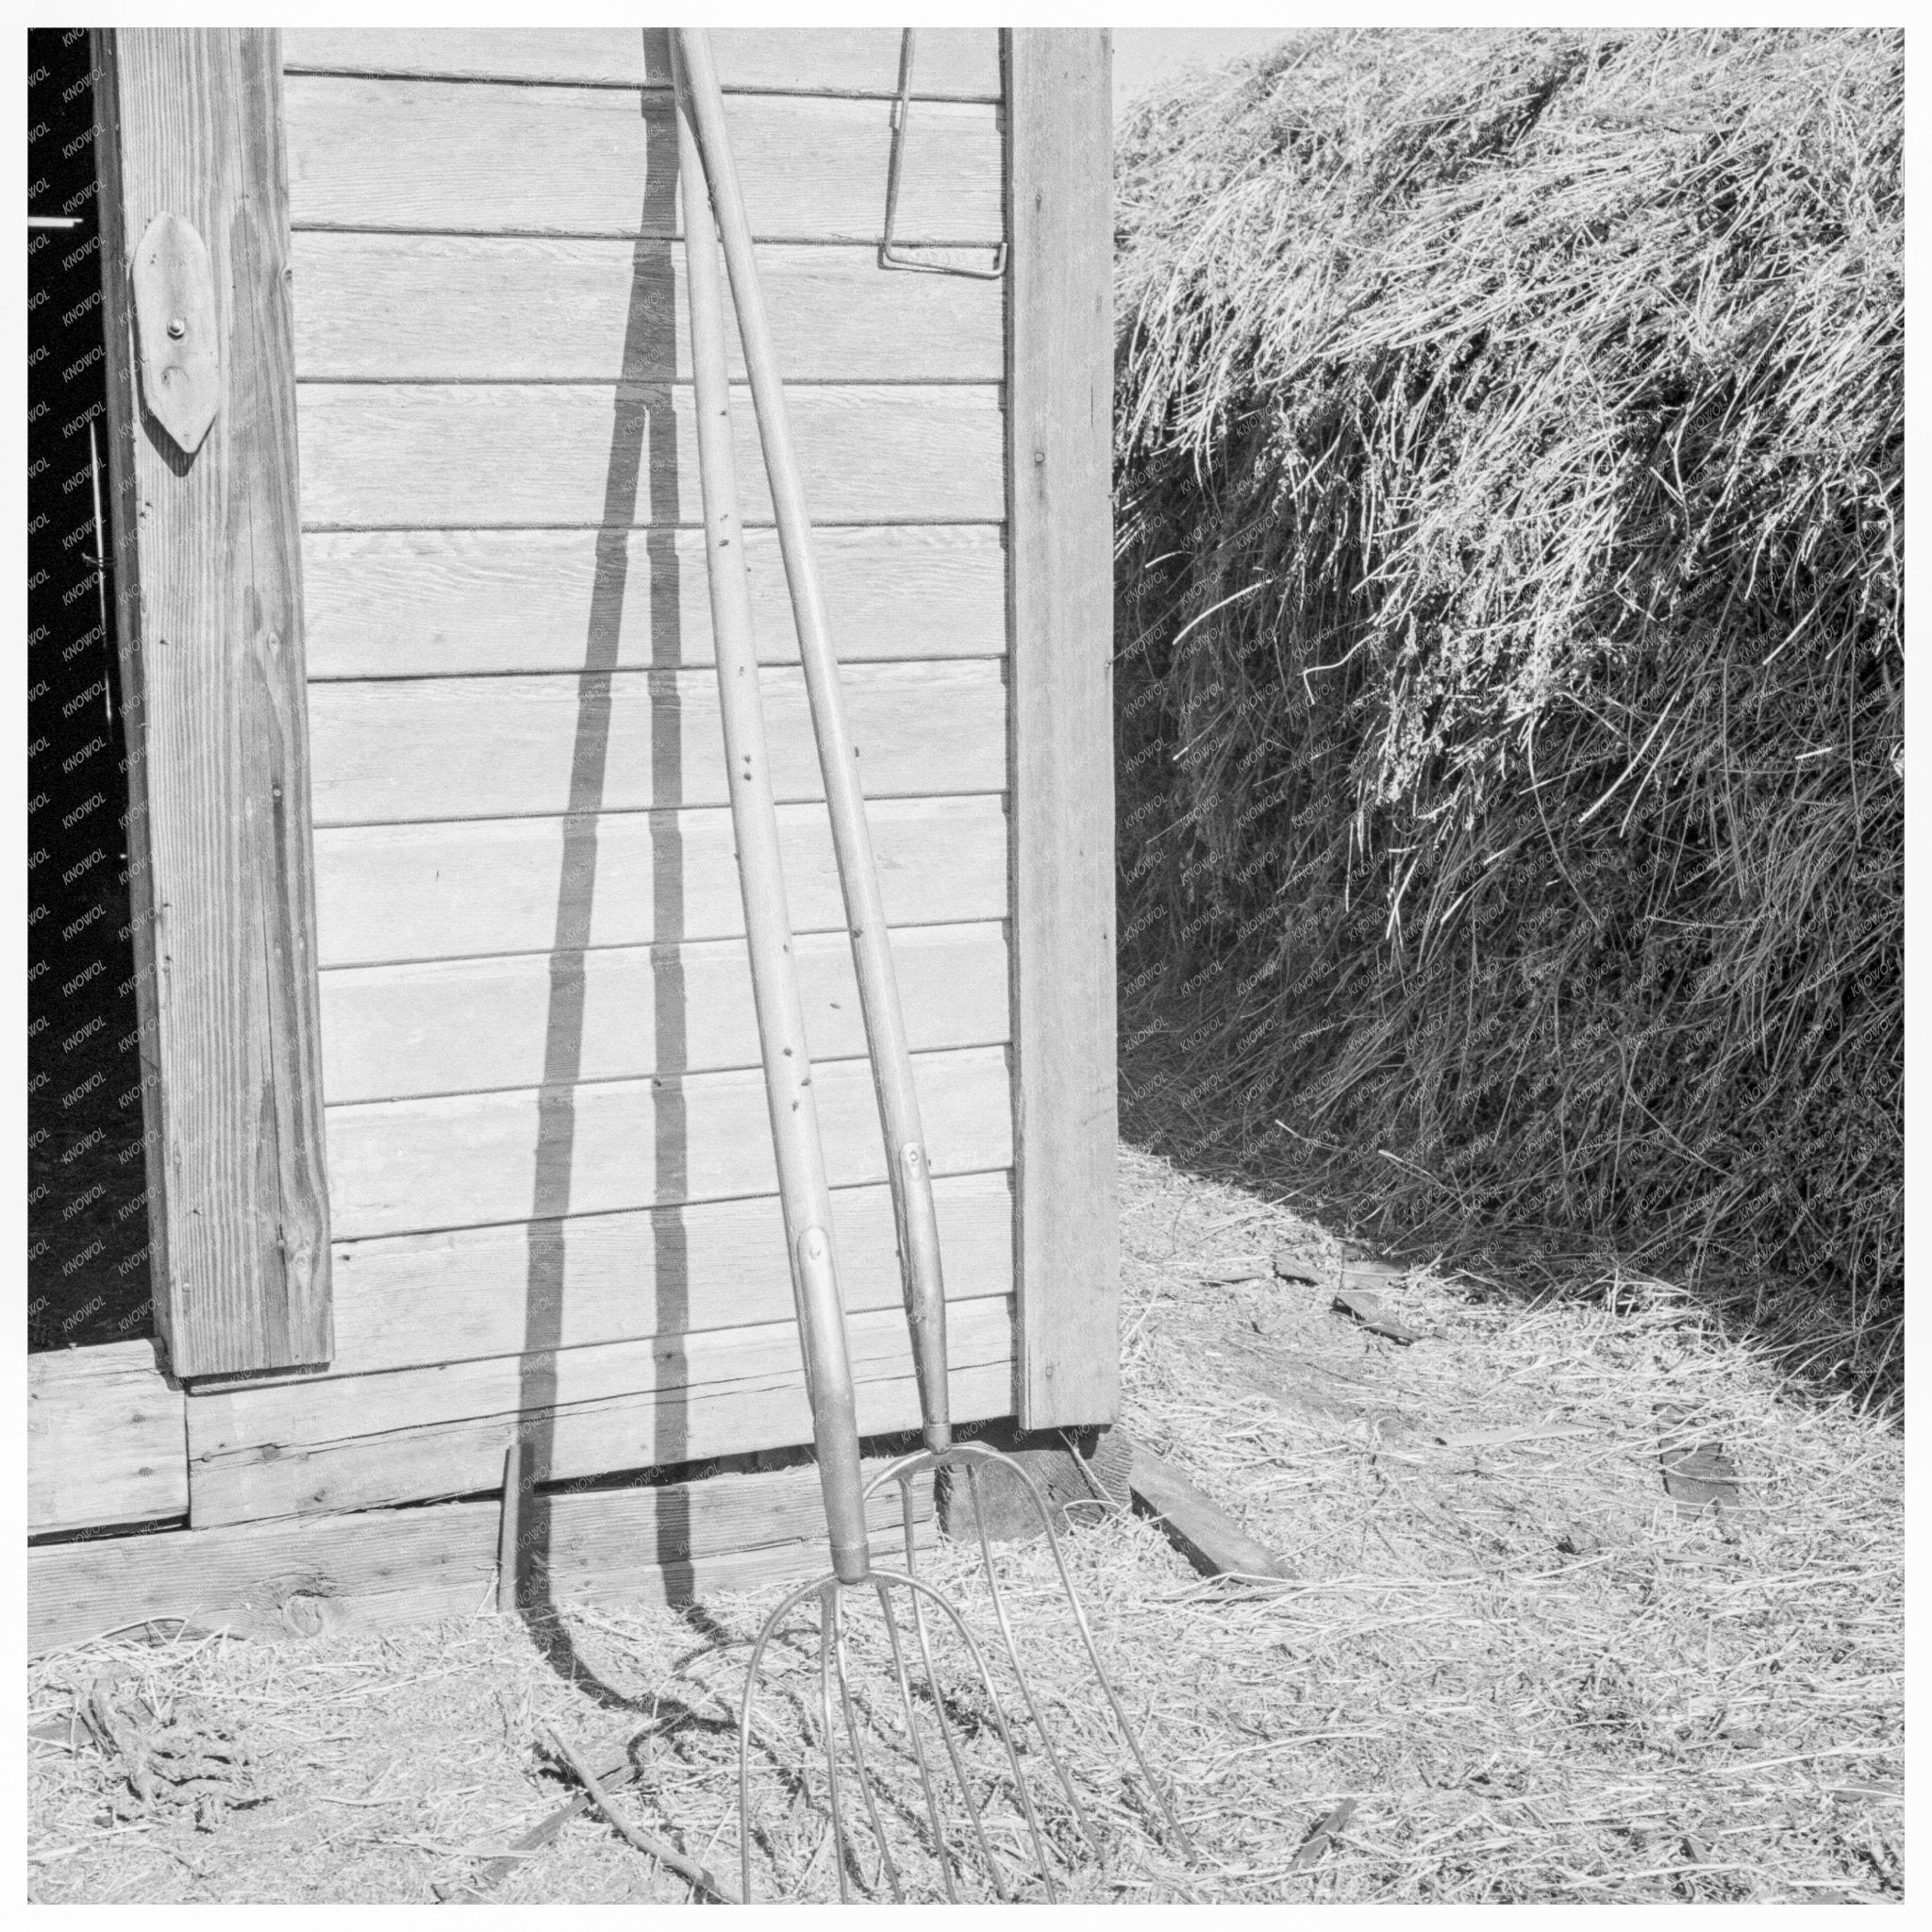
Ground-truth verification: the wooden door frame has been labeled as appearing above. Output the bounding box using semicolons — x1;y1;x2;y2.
92;27;333;1379
1006;29;1118;1430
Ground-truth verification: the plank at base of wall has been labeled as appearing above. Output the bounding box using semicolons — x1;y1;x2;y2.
29;1457;933;1655
28;1341;188;1537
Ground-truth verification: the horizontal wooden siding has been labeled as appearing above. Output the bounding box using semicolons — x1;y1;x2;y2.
192;29;1016;1524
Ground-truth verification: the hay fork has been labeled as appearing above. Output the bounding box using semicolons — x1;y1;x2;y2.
673;30;1189;1901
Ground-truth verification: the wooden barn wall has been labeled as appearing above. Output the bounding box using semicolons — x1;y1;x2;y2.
184;29;1019;1525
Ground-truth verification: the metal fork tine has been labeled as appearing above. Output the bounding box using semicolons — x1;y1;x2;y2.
874;1577;960;1900
901;1564;1012;1900
817;1587;854;1902
890;1570;1062;1902
740;1573;825;1902
963;1460;1108;1870
830;1589;905;1901
1028;1486;1196;1856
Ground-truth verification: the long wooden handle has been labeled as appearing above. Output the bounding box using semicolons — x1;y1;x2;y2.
675;28;952;1454
673;45;869;1586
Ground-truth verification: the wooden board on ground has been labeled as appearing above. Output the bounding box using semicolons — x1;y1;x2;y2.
312;793;1009;967
186;1297;1015;1524
283;28;1001;100
301;525;1008;679
306;661;1007;825
28;1341;188;1535
321;923;1008;1103
1657;1404;1744;1518
29;1457;934;1654
286;79;1004;243
323;1171;1014;1379
291;237;1004;383
323;1043;1012;1241
1126;1437;1290;1580
295;384;1004;530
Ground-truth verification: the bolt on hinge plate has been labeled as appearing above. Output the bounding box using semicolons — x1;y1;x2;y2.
131;211;221;456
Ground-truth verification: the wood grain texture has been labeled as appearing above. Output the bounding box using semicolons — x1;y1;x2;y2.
324;1044;1013;1241
91;30;175;1355
187;1297;1013;1523
283;27;1001;99
295;383;1004;530
1007;32;1121;1429
321;921;1008;1103
313;792;1009;967
285;77;1003;243
307;661;1006;824
325;1171;1013;1378
291;235;1004;382
27;1341;188;1535
1126;1437;1291;1579
30;1459;932;1653
301;525;1008;679
93;30;333;1377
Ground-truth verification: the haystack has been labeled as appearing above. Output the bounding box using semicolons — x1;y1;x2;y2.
1113;27;1903;1390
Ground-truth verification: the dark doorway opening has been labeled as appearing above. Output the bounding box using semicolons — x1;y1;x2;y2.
27;28;153;1352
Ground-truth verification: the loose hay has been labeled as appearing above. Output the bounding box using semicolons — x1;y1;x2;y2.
1112;27;1904;1392
28;1149;1902;1903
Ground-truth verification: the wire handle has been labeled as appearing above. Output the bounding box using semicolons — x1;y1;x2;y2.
881;29;1007;279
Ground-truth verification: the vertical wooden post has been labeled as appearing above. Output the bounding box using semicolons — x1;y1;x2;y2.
1006;30;1118;1428
93;29;332;1378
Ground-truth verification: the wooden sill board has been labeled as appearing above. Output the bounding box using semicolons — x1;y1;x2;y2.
30;1456;933;1656
28;1341;187;1537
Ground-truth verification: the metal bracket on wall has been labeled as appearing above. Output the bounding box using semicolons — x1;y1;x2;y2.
879;28;1008;280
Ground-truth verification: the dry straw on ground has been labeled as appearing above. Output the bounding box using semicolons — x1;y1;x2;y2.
28;1149;1902;1904
1113;27;1904;1391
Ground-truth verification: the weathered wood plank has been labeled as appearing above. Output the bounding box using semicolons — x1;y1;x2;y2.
321;922;1008;1103
313;792;1008;968
295;384;1004;530
28;1341;187;1535
1008;34;1120;1431
325;1171;1013;1379
1126;1437;1291;1580
325;1044;1013;1241
93;30;333;1377
30;1459;933;1654
291;235;1003;382
307;661;1006;825
286;78;1004;243
283;28;1001;99
301;525;1008;679
187;1298;1014;1523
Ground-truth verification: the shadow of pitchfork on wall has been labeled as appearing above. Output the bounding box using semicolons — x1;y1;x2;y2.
504;50;707;1710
